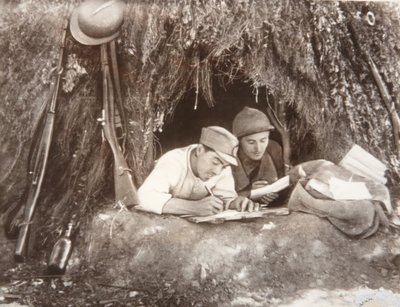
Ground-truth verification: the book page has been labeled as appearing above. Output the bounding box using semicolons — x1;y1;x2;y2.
329;177;372;200
306;178;334;199
250;176;290;199
339;144;387;184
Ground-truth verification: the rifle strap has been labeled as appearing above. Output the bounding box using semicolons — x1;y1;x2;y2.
109;40;127;152
101;44;119;148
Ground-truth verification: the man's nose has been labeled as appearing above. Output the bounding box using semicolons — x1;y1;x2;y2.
255;142;261;152
211;164;222;175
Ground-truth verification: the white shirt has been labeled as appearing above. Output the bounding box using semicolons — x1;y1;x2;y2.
137;144;237;214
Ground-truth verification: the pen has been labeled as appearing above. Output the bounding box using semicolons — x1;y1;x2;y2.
205;185;214;196
205;186;227;210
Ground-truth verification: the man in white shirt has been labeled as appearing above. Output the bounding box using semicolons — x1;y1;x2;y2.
137;126;258;216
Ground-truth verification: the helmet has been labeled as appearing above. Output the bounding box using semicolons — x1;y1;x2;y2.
232;107;275;138
70;0;126;45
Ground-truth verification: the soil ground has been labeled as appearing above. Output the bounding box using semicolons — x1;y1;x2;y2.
1;204;400;306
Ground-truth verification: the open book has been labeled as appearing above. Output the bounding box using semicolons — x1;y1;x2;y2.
186;207;289;223
250;175;290;199
339;144;387;184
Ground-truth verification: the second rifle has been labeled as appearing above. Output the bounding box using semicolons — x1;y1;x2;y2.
99;43;138;207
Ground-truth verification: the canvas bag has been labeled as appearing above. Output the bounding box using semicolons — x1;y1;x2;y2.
287;160;390;239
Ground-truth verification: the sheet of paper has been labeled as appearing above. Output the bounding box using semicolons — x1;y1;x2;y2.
306;178;334;199
329;177;372;200
250;176;290;199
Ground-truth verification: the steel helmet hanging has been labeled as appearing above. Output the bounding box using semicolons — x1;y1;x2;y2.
70;0;126;45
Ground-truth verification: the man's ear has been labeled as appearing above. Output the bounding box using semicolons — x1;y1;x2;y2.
196;144;205;156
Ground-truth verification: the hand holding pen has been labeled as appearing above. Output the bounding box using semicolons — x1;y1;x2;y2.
204;186;224;213
206;186;261;212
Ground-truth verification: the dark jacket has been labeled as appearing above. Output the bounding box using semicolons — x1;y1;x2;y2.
232;140;284;197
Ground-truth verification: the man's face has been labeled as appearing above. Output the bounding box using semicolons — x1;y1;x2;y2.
193;146;229;181
240;131;270;161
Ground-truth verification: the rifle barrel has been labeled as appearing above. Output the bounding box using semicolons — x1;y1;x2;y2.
15;113;56;261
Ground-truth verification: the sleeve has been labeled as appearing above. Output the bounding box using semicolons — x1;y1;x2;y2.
212;167;238;206
137;152;182;214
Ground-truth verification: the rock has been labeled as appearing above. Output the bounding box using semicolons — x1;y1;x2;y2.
360;274;368;280
191;281;200;289
311;240;328;257
360;245;385;262
391;254;400;268
199;264;207;283
381;268;389;277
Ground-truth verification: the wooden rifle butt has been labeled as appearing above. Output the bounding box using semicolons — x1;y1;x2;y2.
113;156;139;207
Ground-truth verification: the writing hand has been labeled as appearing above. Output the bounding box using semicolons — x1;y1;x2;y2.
193;196;224;216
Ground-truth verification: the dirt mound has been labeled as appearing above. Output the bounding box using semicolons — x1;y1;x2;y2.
1;207;399;306
78;208;400;305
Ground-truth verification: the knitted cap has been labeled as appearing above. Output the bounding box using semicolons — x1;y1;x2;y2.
200;126;239;166
70;0;126;46
232;107;275;138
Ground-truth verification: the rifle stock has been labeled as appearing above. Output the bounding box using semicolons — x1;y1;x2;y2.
15;20;68;262
100;44;138;207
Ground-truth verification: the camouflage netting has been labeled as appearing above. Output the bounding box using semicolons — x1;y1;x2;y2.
0;0;400;247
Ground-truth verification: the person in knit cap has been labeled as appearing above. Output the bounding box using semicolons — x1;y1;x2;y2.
137;126;258;216
232;107;284;206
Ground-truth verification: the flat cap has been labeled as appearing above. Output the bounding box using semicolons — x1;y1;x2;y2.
200;126;239;166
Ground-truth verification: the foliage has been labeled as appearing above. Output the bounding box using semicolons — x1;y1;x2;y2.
0;0;400;245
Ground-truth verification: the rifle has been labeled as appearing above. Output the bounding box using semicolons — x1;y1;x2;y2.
99;43;138;207
344;10;400;155
365;54;400;155
14;20;68;262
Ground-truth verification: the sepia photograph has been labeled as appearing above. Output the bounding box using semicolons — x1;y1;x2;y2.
0;0;399;306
